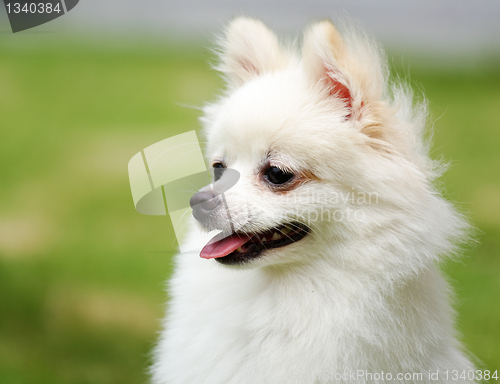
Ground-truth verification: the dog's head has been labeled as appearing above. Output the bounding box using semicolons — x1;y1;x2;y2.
190;18;466;273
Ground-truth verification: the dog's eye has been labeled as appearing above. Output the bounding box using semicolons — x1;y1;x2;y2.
213;162;225;181
265;166;294;185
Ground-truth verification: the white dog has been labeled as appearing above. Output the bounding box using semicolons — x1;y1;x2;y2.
152;17;477;383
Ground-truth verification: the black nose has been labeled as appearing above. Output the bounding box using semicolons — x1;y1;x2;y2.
190;190;220;222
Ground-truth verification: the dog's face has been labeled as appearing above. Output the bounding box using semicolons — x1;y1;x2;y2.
190;18;432;269
197;73;340;267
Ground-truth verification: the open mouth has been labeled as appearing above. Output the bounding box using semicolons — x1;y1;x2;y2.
200;222;309;265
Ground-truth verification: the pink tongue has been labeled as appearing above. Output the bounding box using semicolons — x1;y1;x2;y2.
200;233;251;259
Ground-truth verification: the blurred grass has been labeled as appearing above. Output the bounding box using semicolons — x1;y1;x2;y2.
0;36;498;383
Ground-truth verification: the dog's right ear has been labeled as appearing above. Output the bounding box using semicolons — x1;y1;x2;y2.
216;17;290;90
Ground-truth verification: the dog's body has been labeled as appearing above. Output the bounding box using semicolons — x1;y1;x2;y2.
152;18;476;383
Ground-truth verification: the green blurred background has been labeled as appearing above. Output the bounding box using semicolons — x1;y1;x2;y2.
0;4;499;383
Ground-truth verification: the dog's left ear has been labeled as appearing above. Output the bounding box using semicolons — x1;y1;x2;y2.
217;17;291;90
302;20;384;124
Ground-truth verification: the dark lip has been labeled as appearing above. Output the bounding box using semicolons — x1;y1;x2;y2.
215;222;310;265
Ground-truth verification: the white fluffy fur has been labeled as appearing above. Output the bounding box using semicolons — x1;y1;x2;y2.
152;18;476;383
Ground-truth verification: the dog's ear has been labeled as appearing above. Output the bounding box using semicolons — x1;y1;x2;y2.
302;20;381;122
216;17;290;90
302;20;353;117
303;20;397;145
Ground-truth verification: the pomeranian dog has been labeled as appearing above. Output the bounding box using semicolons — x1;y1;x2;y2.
152;17;477;383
